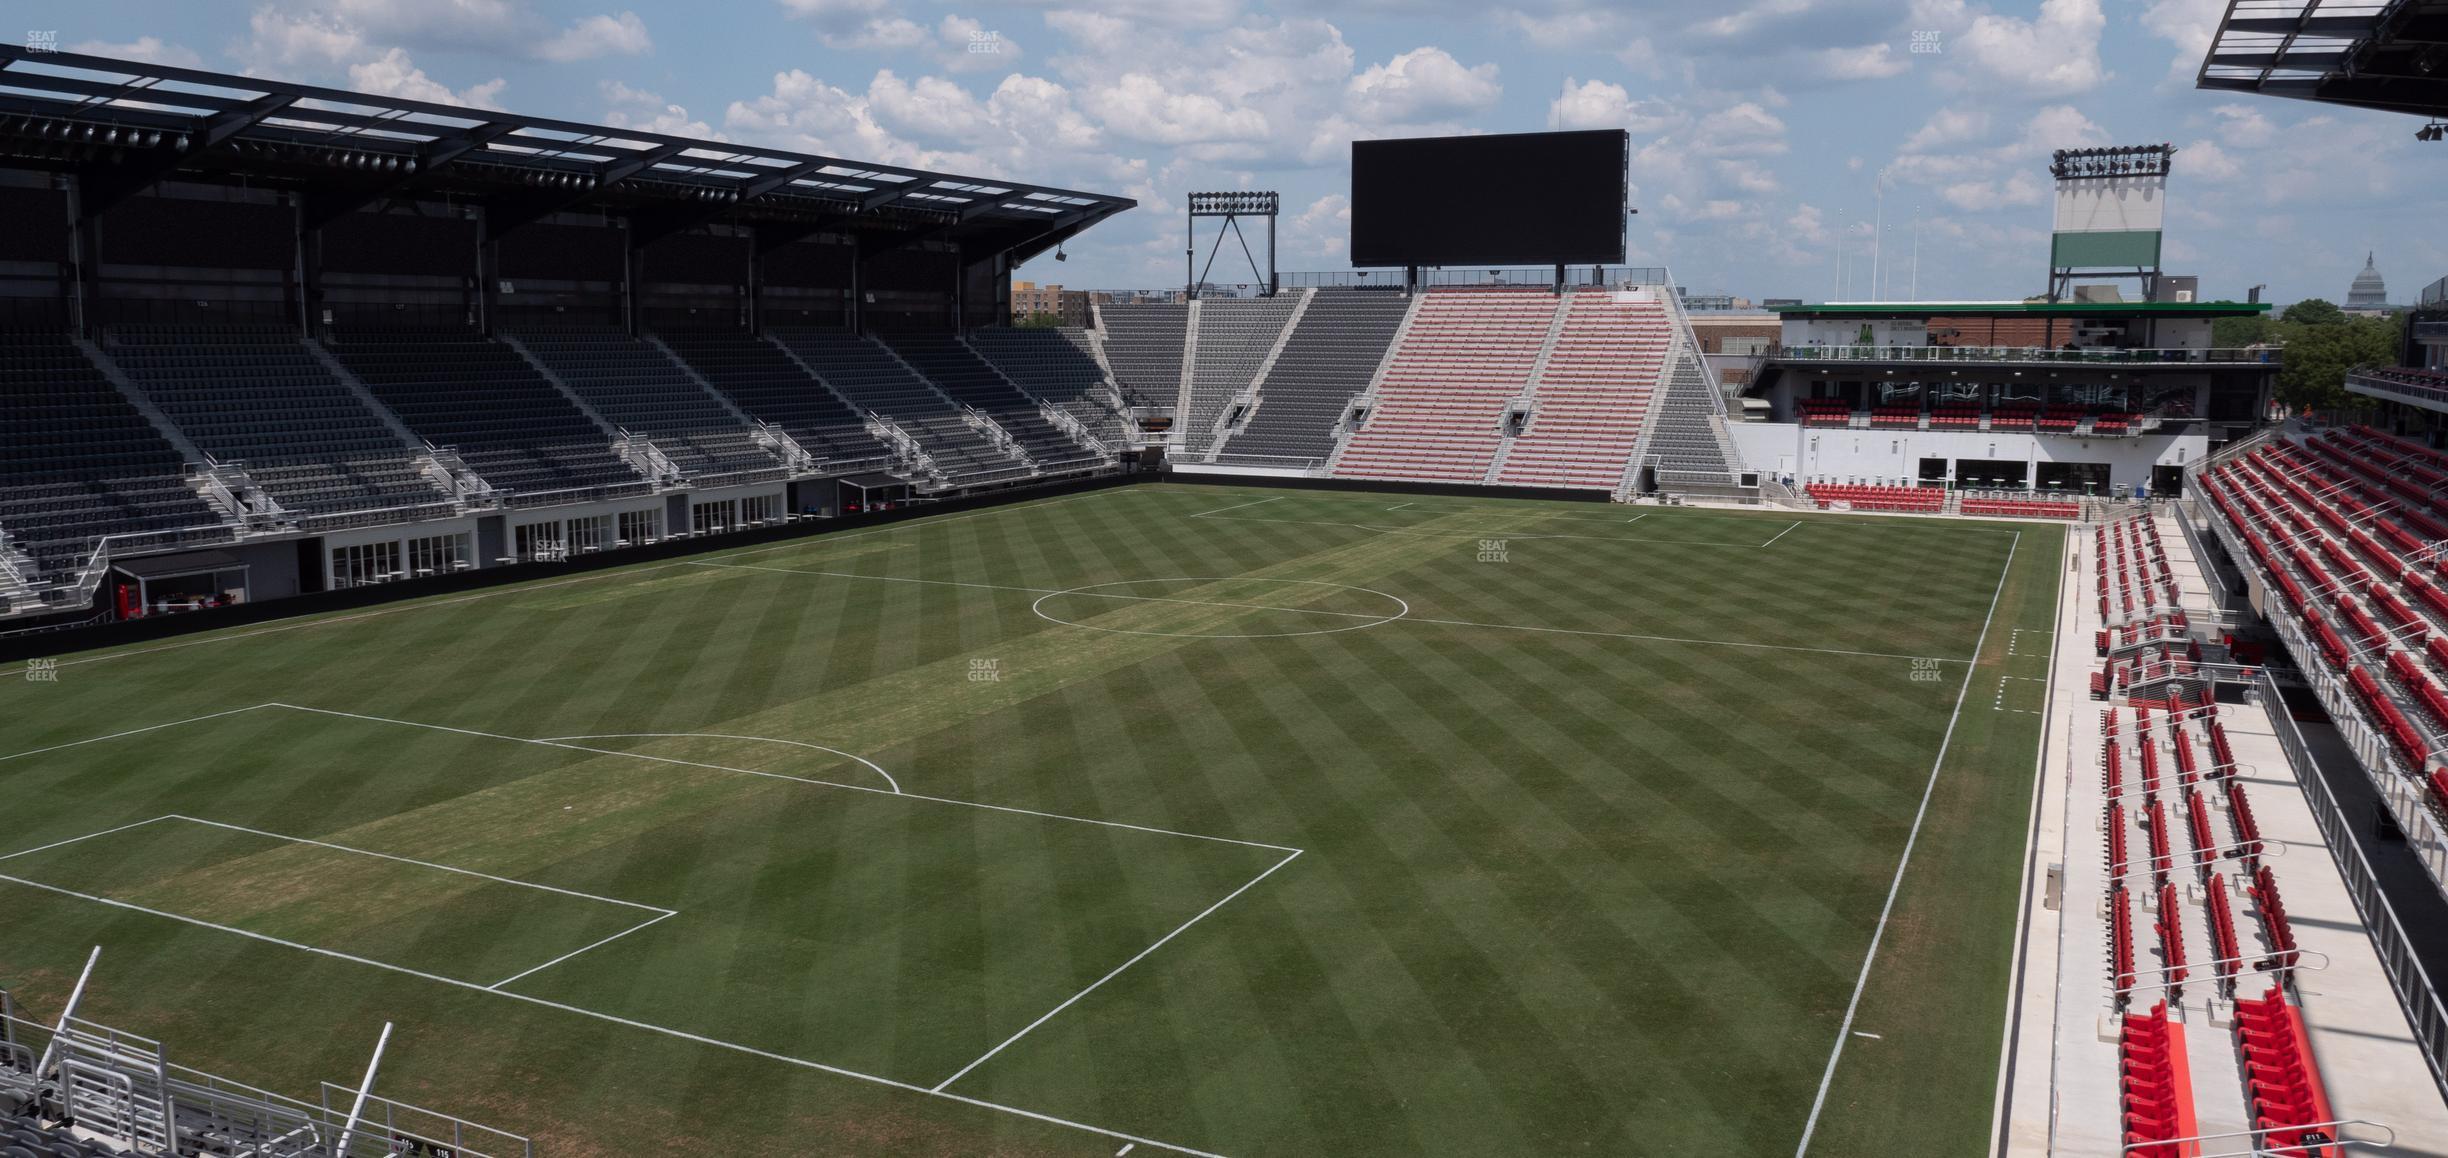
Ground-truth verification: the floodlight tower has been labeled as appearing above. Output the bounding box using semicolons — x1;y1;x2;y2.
2046;144;2176;304
1186;191;1281;299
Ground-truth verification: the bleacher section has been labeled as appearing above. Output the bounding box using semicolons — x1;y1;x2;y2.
510;329;785;486
653;332;892;473
1214;290;1410;468
1181;296;1302;458
1962;495;2083;520
107;325;453;529
327;330;651;505
965;327;1130;444
881;333;1105;475
1491;289;1669;489
1095;303;1187;409
770;330;1030;487
0;334;227;582
1804;483;1941;513
1330;287;1559;483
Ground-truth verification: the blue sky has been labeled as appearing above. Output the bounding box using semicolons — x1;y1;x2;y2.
22;0;2441;305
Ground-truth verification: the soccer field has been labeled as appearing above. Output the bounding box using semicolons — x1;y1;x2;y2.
0;484;2063;1157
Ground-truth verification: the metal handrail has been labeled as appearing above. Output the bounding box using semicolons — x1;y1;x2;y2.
1777;343;2279;365
2122;1119;2394;1157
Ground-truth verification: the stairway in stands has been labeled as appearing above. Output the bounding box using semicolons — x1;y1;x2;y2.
1180;295;1304;459
1490;289;1671;489
1213;289;1412;470
1327;287;1561;484
964;326;1131;445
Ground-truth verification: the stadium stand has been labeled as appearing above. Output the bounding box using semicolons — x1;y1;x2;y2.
880;333;1108;475
652;331;894;473
1329;287;1559;483
1798;399;1853;427
2117;1001;2199;1158
326;329;652;505
2233;987;2337;1154
508;328;787;486
1211;289;1411;469
1181;295;1304;458
1095;302;1188;409
1804;483;1942;513
1491;289;1670;489
770;330;1032;488
1;1112;129;1158
965;326;1131;445
0;333;228;582
105;325;456;529
1962;495;2083;519
1642;339;1744;490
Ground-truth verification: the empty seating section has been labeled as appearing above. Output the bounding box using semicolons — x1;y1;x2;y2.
1870;406;1919;429
1219;290;1408;466
654;331;890;471
1929;405;1981;430
1331;288;1558;483
2202;427;2448;784
512;328;783;486
4;1113;131;1158
108;325;449;528
1182;296;1301;457
771;330;1026;487
1096;303;1187;408
1804;483;1940;513
966;327;1129;444
0;334;226;578
2087;518;2352;1152
1493;290;1670;489
1798;399;1852;427
881;333;1104;474
327;330;648;505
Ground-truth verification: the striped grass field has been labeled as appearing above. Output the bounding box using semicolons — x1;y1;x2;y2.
0;484;2063;1156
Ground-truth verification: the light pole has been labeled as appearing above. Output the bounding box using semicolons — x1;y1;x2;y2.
1870;167;1887;300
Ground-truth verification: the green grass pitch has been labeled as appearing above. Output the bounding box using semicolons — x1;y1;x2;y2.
0;484;2062;1156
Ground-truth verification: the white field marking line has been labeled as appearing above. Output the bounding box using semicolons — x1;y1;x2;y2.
7;489;1146;680
1761;521;1804;548
0;703;275;764
934;849;1304;1093
1851;1031;1882;1041
536;733;901;794
0;815;179;862
1030;580;1409;641
164;815;674;914
1190;511;1761;547
0;874;1232;1158
265;704;1299;855
1119;1146;1136;1156
1385;502;1413;511
488;910;677;990
693;560;1401;623
1793;530;2020;1158
1626;512;1650;524
1179;495;1284;518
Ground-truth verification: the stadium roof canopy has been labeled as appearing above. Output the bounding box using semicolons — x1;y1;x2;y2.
0;47;1133;260
2196;0;2448;118
1771;301;2273;318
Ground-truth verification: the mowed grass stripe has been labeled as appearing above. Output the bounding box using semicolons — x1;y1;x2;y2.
0;485;2053;1158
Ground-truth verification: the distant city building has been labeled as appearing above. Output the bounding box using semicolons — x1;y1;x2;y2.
2347;251;2391;312
1011;281;1093;327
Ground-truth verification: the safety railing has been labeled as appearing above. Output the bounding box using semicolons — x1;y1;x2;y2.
1775;343;2280;365
2257;666;2448;1109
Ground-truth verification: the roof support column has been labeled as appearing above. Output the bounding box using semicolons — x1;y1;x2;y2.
66;177;103;340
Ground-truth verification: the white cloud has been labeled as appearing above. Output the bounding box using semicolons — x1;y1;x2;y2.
2141;0;2227;81
2209;103;2278;148
1344;47;1501;124
1814;43;1908;81
868;70;1000;145
1952;0;2108;94
538;11;652;62
67;37;204;68
1080;73;1270;146
348;47;506;108
602;80;718;138
1902;107;1989;152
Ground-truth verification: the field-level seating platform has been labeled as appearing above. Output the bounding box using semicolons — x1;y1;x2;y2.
2006;506;2448;1156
